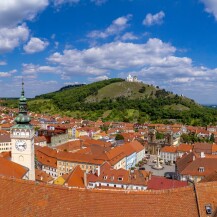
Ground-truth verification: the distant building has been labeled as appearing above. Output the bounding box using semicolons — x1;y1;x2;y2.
0;134;11;153
126;74;138;82
87;162;151;190
176;151;217;182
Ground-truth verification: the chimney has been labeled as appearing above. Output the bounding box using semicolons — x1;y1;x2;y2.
80;140;83;149
84;172;87;187
97;166;100;176
200;152;205;158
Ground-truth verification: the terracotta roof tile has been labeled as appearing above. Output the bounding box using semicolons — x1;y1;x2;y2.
0;157;28;179
35;169;54;183
147;175;188;190
0;176;204;217
161;146;177;153
65;166;85;188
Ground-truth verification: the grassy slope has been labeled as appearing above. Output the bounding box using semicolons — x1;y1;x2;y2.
86;81;157;102
163;104;190;111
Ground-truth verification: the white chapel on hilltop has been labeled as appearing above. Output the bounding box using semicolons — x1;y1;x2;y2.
126;74;138;82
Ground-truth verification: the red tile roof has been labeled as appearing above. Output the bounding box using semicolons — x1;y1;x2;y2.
147;175;188;190
177;144;192;153
35;169;54;183
36;147;57;168
64;165;85;188
88;162;150;186
0;176;206;216
177;152;217;176
0;157;28;179
56;140;82;152
161;146;177;153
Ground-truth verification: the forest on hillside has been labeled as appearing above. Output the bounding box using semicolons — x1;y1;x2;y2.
2;78;217;126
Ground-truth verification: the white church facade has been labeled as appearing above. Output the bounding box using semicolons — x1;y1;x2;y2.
126;74;139;83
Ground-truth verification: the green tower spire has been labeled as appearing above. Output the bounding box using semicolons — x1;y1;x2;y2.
14;80;31;125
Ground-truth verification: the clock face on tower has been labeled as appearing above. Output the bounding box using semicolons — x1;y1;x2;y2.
15;140;27;152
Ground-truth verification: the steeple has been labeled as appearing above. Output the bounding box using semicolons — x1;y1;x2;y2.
14;80;31;125
21;78;25;98
10;79;35;181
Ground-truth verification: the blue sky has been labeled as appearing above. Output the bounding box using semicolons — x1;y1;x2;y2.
1;0;217;104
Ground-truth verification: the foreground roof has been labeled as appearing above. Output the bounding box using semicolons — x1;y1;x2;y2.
0;157;28;179
1;176;217;216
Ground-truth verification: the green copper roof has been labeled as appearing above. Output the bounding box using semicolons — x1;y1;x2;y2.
11;124;33;130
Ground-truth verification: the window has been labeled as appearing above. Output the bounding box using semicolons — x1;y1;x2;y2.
199;167;204;172
118;177;123;181
205;204;212;215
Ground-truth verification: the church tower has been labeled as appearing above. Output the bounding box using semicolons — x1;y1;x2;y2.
10;81;35;181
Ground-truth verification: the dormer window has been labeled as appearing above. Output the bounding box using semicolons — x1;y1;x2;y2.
103;176;107;180
199;167;204;172
118;177;123;181
205;204;212;215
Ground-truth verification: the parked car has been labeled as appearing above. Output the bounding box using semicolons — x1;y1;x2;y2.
139;167;146;170
164;172;177;179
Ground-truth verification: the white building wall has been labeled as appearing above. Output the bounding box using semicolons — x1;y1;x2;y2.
42;165;57;178
0;142;12;152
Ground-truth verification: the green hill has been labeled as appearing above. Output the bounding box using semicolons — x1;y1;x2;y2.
86;81;157;102
3;78;217;125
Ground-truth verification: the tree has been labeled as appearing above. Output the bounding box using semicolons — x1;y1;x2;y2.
156;132;164;140
210;133;215;143
115;134;124;140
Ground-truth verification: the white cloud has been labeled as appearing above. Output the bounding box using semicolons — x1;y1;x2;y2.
0;61;7;66
121;32;138;41
0;1;49;53
169;77;195;84
0;0;48;28
88;14;132;39
22;63;58;74
53;0;80;6
46;38;175;79
64;81;80;85
23;37;49;54
0;24;29;53
88;75;109;82
0;69;17;78
45;36;217;103
90;0;107;5
143;11;165;26
200;0;217;20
